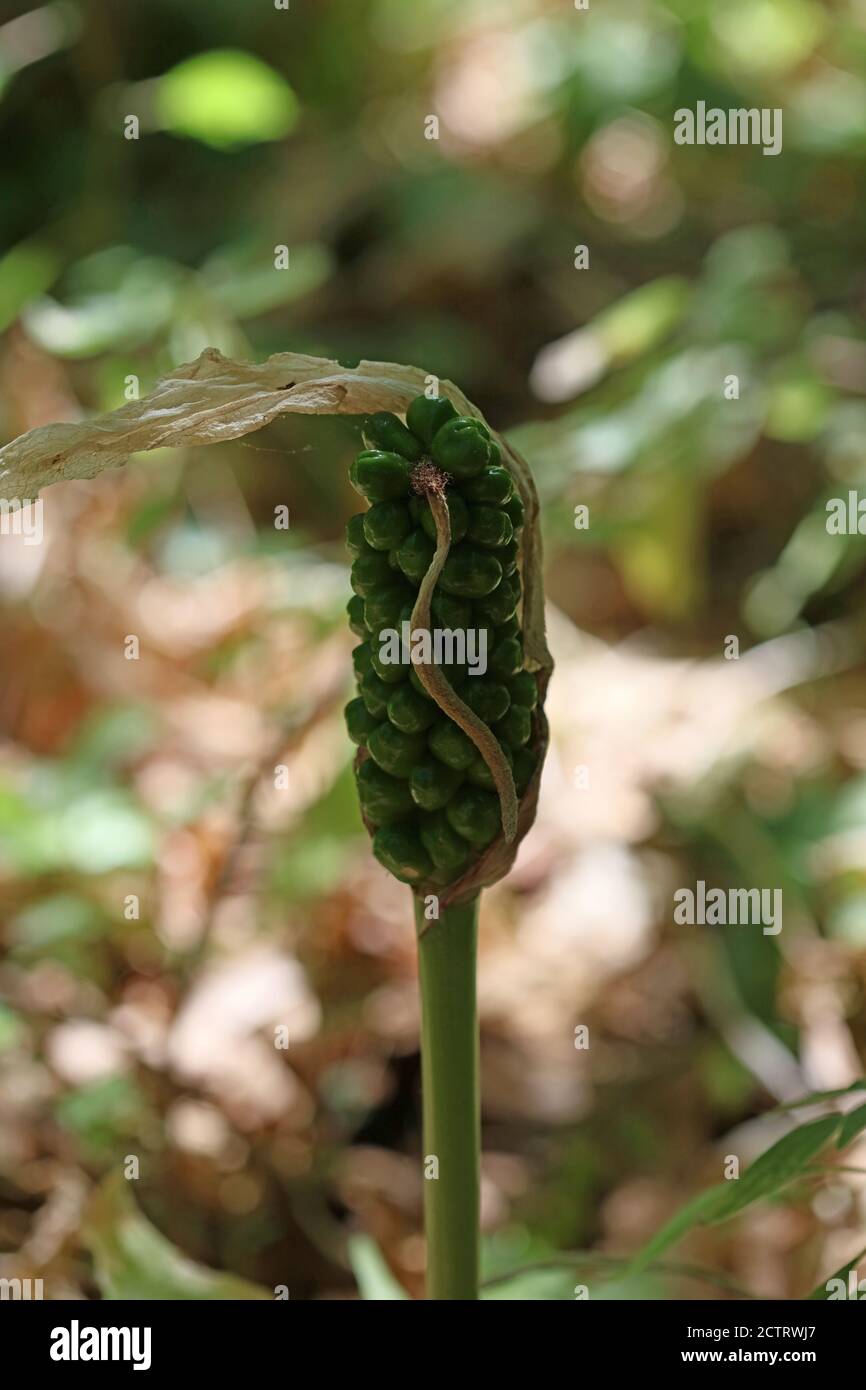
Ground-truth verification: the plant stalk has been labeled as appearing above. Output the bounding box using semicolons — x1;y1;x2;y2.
415;893;480;1300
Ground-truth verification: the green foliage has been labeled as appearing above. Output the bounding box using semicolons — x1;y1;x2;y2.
626;1101;866;1282
154;51;298;150
84;1176;271;1300
347;1235;409;1301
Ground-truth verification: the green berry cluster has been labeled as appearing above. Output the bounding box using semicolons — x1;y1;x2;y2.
344;394;539;888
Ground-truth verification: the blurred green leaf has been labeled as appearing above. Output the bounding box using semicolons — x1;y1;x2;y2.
708;1116;839;1222
0;241;59;331
836;1103;866;1150
84;1174;272;1299
628;1116;840;1275
347;1234;408;1300
55;1078;146;1159
154;50;298;150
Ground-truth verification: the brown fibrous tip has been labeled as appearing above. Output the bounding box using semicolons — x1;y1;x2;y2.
411;460;450;497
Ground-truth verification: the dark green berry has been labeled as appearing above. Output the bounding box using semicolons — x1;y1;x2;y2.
466;741;513;790
476;576;517;624
363;501;412;552
428;719;477;771
461;679;510;724
410;759;464;811
503;490;525;531
508;671;538;710
406;394;458;445
409;665;434;701
419;811;472;871
364;411;423;461
350;450;413;502
370;642;407;685
346;513;371;557
364;583;414;635
496;614;520;638
387;684;438;734
498;540;519;577
429;590;472;630
460;465;514;506
347;594;368;638
356;758;414;824
489;637;523;681
351;550;394;597
372;824;433;883
465;505;513;551
345;698;380;746
496;703;532;749
367;723;427;778
431;418;490;480
417;491;469;545
439;544;502;599
512;747;536;796
352;642;373;681
359;669;392;718
395;529;435;584
446;787;501;847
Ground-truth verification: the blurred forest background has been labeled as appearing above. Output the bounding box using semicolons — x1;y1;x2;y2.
2;0;866;1300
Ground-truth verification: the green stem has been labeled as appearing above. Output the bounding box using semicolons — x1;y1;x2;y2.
414;893;480;1300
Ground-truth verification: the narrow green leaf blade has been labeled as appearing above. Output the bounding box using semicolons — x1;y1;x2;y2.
626;1185;728;1277
347;1234;408;1301
709;1116;840;1224
836;1102;866;1151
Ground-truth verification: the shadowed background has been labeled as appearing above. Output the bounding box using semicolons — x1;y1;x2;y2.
1;0;866;1300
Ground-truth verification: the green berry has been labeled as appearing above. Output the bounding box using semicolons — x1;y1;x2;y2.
461;679;510;724
419;811;472;871
352;642;373;681
351;550;394;597
356;758;414;824
359;669;392;718
439;544;502;599
364;583;414;635
350;450;413;502
347;594;368;638
367;722;427;778
345;698;380;746
364;411;423;461
372;824;433;884
446;787;501;847
465;505;513;551
410;759;464;811
387;684;438;734
489;637;523;681
417;490;469;545
429;590;472;629
466;741;513;790
346;512;371;557
476;576;517;624
496;703;532;749
508;671;538;710
496;614;520;638
395;529;435;584
406;394;458;445
460;465;514;506
431;418;490;480
409;664;434;701
363;501;412;552
498;539;519;577
503;490;525;531
428;719;477;771
370;642;407;685
512;747;536;796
